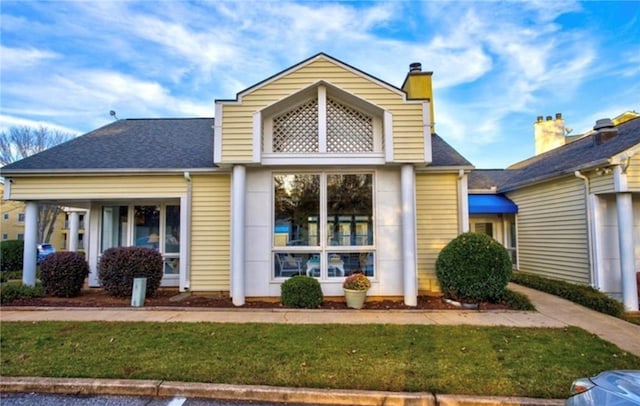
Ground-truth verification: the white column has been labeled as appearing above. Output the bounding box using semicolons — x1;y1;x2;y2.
22;202;39;287
616;192;638;311
87;204;101;287
68;212;80;252
401;164;417;306
231;165;246;306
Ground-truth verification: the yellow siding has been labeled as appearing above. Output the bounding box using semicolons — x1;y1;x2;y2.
189;174;231;291
589;169;615;194
415;173;459;293
220;57;425;163
627;155;640;190
8;175;187;200
507;176;590;284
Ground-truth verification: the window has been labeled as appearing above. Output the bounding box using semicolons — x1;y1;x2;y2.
17;233;24;240
18;213;25;222
101;204;180;278
2;233;8;240
273;173;374;279
2;213;8;221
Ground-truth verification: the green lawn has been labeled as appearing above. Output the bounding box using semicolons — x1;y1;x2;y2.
2;322;639;399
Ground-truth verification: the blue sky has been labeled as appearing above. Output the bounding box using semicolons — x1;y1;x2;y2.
1;1;639;168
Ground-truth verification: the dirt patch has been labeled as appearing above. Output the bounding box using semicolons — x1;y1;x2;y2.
2;288;511;310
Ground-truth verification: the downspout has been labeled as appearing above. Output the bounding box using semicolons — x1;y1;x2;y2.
574;171;597;288
183;171;192;291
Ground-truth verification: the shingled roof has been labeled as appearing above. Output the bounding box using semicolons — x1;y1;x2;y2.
1;116;470;173
431;134;473;167
467;116;640;192
1;118;215;173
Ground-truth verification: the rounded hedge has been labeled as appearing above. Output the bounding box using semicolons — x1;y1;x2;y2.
40;251;90;297
98;247;163;297
280;275;323;308
436;232;512;303
0;240;24;273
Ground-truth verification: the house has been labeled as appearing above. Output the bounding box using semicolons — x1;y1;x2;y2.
0;53;473;305
469;113;640;311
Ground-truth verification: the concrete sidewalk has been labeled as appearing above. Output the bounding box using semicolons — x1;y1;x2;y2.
2;284;639;406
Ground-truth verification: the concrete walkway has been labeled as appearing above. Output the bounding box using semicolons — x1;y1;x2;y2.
2;284;639;406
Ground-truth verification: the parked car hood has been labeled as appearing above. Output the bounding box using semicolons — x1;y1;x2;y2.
591;370;640;404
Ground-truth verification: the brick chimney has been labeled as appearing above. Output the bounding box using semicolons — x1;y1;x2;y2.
401;62;435;134
534;113;565;155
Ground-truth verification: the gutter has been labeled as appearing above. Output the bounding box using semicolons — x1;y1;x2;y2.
0;168;222;177
574;171;598;289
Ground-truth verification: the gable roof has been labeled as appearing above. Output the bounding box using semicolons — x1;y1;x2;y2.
1;118;215;174
499;116;640;191
469;116;640;192
217;52;406;104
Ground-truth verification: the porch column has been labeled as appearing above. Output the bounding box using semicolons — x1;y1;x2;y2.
231;165;246;306
616;192;638;311
401;164;417;306
68;211;80;252
22;202;38;287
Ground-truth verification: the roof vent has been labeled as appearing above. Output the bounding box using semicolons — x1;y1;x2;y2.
593;118;618;145
409;62;422;72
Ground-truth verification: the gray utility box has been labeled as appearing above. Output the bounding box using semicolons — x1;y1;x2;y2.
131;277;147;307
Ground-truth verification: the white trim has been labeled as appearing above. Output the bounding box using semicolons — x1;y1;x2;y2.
318;85;327;153
591;194;603;290
88;204;101;287
401;164;417;306
3;180;10;199
457;170;469;233
214;102;223;164
68;212;80;252
231;165;246;306
423;102;432;164
252;111;262;163
261;153;385;166
22;202;38;287
613;165;628;192
384;111;393;162
616;192;638;311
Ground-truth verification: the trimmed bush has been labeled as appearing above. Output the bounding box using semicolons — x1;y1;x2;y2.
0;281;45;304
0;240;24;272
281;275;323;308
495;289;535;311
40;252;89;297
99;247;163;297
511;272;625;317
436;232;512;303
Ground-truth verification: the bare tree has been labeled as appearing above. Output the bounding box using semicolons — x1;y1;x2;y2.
1;125;75;242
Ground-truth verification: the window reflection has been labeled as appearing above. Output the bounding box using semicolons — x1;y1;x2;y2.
327;174;373;246
274;174;320;247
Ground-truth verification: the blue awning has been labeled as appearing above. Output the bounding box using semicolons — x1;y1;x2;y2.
468;194;518;214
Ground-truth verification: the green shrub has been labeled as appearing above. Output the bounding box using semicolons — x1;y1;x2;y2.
281;275;323;308
511;272;625;317
0;240;24;272
98;247;163;297
39;252;89;297
0;281;44;304
496;289;535;311
436;232;512;303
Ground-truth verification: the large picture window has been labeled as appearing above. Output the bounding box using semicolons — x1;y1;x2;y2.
273;173;374;279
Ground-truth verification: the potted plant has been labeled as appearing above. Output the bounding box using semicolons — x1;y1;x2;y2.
343;272;371;309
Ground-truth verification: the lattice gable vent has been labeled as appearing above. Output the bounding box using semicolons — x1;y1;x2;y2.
272;98;319;153
327;97;374;153
271;96;375;154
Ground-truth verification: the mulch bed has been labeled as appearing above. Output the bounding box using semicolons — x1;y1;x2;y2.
2;288;511;310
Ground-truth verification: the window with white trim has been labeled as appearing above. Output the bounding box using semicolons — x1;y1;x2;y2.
273;172;374;279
